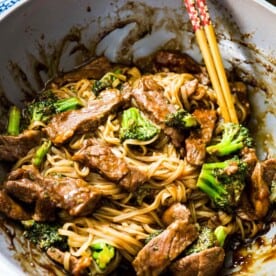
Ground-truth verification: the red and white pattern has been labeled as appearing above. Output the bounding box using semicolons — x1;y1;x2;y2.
183;0;201;31
183;0;211;31
196;0;211;26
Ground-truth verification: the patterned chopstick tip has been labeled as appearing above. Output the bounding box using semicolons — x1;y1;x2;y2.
184;0;201;31
196;0;211;26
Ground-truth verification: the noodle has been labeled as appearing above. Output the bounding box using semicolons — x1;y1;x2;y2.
7;56;261;275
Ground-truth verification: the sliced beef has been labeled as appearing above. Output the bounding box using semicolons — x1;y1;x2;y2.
47;247;91;275
153;50;202;74
240;147;258;175
250;162;270;219
131;76;185;147
49;56;112;87
261;158;276;185
169;247;225;276
3;166;101;220
46;89;124;145
0;130;42;162
185;109;217;166
73;139;147;192
132;219;198;275
0;190;31;220
162;203;192;226
45;176;101;217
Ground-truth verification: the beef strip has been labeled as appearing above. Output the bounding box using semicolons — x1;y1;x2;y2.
185;109;217;166
73;139;147;192
250;162;270;219
132;219;198;276
162;203;192;226
46;89;124;145
3;166;101;220
0;130;42;162
131;76;185;147
49;56;112;87
169;247;225;276
47;247;91;275
0;190;31;220
240;147;258;175
153;51;202;74
261;158;276;185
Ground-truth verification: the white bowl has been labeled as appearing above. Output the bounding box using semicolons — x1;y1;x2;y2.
0;0;275;274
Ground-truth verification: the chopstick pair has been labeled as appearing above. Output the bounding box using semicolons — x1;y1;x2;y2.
184;0;238;123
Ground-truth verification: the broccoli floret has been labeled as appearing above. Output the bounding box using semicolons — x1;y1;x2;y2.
32;140;52;167
120;107;160;141
24;90;83;124
206;122;253;156
92;70;126;95
185;225;228;255
25;90;58;123
165;109;198;130
197;158;248;212
22;220;68;251
90;242;116;270
7;106;21;136
270;180;276;204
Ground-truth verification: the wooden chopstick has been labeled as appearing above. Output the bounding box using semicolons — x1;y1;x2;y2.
184;0;238;123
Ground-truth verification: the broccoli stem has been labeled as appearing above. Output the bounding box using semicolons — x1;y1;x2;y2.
54;97;83;113
32;140;52;167
214;226;228;247
7;106;21;136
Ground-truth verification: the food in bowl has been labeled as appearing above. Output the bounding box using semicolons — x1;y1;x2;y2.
0;48;275;275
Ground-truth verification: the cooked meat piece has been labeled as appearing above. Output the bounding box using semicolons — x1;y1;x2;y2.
131;76;185;147
236;192;258;221
49;56;112;87
0;130;42;162
240;147;258;175
185;109;217;166
47;247;91;275
250;162;270;219
4;167;101;220
162;203;192;226
45;177;101;217
132;219;198;275
169;247;225;276
154;50;202;74
192;109;217;143
0;190;31;220
46;89;124;145
73;139;147;191
119;167;148;192
185;138;206;167
261;158;276;185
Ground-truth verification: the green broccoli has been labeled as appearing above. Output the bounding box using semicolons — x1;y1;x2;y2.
196;158;248;212
185;225;228;255
24;90;83;124
206;122;253;156
120;107;160;141
25;90;58;123
92;70;126;95
22;220;68;251
32;140;52;167
7;106;21;136
53;96;83;113
165;109;198;130
90;242;116;270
